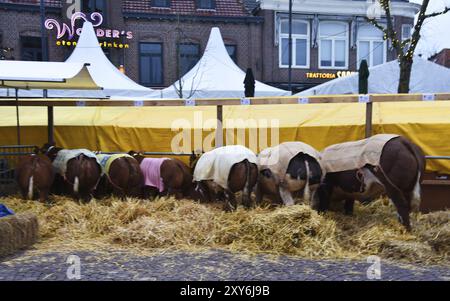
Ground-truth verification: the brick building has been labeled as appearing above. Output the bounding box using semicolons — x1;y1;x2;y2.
256;0;420;91
0;0;420;92
430;48;450;68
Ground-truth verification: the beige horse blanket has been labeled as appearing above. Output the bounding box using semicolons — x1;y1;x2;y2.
258;142;323;184
53;149;100;176
321;134;400;173
193;145;257;190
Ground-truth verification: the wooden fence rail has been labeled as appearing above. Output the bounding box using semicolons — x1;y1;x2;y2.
1;93;450;146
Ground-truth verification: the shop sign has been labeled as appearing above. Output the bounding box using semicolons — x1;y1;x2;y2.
45;12;133;49
306;71;357;79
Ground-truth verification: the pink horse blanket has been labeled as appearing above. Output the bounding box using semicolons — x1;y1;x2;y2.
140;158;169;192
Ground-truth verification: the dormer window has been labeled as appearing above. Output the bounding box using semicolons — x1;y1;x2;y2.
152;0;171;8
196;0;216;10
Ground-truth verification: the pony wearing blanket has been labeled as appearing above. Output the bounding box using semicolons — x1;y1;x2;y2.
128;151;193;199
41;144;102;202
95;154;144;200
190;145;258;211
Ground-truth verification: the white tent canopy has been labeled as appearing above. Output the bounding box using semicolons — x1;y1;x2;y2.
297;58;450;96
1;22;156;98
161;27;290;99
0;61;100;90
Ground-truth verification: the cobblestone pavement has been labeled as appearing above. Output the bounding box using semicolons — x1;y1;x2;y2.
0;249;449;281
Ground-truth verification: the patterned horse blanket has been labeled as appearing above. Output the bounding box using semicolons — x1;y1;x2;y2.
321;134;400;173
53;149;100;177
193;145;258;190
140;158;169;192
96;154;134;175
258;142;324;184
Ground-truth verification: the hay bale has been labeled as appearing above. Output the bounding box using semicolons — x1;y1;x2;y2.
0;213;39;258
416;211;450;254
380;240;433;262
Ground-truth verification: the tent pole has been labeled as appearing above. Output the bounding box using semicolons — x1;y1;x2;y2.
216;105;223;148
365;102;373;138
15;88;21;146
45;89;54;144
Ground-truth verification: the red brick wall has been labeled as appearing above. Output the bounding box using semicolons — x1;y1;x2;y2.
123;19;262;87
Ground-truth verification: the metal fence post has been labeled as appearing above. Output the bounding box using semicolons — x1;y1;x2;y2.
216;105;223;148
365;102;373;138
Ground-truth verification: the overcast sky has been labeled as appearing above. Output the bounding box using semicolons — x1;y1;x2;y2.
412;0;450;57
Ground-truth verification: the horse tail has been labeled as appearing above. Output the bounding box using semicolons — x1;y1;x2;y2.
401;138;425;212
27;176;34;200
303;159;311;203
243;159;252;205
27;156;39;200
74;176;80;194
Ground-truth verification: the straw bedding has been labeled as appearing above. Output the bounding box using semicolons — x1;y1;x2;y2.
0;196;448;264
0;213;39;257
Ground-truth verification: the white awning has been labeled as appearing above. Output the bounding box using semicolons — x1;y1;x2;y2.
0;61;101;90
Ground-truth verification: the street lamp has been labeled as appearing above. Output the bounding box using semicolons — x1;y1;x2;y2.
40;0;49;61
288;0;293;93
40;0;54;145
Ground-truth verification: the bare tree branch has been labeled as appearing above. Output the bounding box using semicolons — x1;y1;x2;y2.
406;0;431;58
364;17;387;33
424;6;450;19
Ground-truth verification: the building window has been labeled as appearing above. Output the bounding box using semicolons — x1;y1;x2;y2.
82;0;107;15
401;24;413;54
402;24;413;42
357;25;386;67
279;19;310;68
319;21;348;69
151;0;171;8
196;0;216;10
225;44;237;63
20;36;42;61
139;43;163;86
178;43;200;77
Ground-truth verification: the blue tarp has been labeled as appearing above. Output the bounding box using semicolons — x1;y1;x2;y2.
0;204;14;218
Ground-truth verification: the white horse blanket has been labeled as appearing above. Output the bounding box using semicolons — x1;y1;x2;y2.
321;134;400;173
53;149;100;177
193;145;257;190
258;142;324;184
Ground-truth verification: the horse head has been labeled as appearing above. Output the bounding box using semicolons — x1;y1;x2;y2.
40;143;61;162
189;150;204;170
128;150;145;164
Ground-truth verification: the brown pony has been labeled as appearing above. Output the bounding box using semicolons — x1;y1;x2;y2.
190;150;259;211
41;143;102;202
314;136;426;231
15;147;54;203
95;154;144;200
128;151;194;199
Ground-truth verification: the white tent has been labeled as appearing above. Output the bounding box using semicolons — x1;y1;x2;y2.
161;27;290;99
0;61;100;90
1;22;157;99
297;58;450;96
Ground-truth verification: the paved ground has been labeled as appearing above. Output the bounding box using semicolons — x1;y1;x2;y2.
0;249;449;281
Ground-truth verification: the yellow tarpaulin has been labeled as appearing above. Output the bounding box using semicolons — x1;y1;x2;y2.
0;101;449;173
